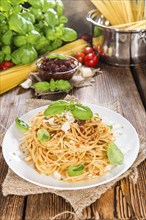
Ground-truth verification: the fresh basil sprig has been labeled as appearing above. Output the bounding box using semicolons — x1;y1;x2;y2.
15;117;29;132
33;79;72;92
44;100;93;120
107;142;124;165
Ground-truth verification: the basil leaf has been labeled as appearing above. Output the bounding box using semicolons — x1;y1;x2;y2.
33;82;50;92
56;0;64;16
49;79;56;92
37;129;50;142
107;142;124;165
61;28;77;42
15;117;29;132
8;13;34;35
48;54;67;60
71;104;93;120
44;9;58;28
55;80;71;91
44;100;69;116
68;164;84;176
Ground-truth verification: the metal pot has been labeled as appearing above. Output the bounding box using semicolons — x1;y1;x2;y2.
87;10;146;66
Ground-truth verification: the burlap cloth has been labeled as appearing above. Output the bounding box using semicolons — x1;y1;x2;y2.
2;95;146;220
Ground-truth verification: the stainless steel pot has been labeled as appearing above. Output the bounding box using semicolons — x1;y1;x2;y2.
87;10;146;66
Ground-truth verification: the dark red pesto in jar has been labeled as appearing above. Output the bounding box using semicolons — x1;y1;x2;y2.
37;56;78;80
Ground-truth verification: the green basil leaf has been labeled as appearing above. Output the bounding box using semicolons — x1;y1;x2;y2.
52;39;63;50
27;30;41;44
33;82;50;92
44;9;58;28
44;100;69;116
71;104;93;120
56;0;64;16
28;0;44;9
0;1;11;12
30;8;42;20
48;54;66;60
59;16;68;24
43;0;56;12
2;30;13;46
61;28;77;42
49;79;56;92
107;142;124;165
2;45;11;54
15;117;29;132
11;45;37;65
21;12;35;24
70;100;75;106
0;51;5;63
8;13;34;35
13;35;27;47
68;164;84;176
55;80;71;91
37;129;50;142
45;28;56;40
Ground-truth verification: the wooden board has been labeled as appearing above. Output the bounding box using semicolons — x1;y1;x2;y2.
0;64;145;220
132;64;146;109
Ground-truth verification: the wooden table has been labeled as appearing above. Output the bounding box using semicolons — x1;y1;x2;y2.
0;63;146;220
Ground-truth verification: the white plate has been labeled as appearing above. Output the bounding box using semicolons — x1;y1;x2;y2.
2;103;139;190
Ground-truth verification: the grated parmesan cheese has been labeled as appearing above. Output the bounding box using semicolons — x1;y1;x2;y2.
61;121;70;133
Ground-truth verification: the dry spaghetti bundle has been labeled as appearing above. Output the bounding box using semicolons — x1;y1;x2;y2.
90;0;146;30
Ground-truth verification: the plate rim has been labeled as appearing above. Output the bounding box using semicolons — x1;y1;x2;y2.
2;103;140;190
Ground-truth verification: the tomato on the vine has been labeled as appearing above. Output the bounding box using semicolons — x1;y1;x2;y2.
75;46;99;67
76;52;85;63
0;61;14;70
84;53;99;67
84;46;94;55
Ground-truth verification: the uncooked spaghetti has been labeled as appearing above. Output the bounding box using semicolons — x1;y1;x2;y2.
19;102;123;183
90;0;146;30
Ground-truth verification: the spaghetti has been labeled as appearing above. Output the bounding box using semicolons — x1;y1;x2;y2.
20;109;114;183
90;0;146;30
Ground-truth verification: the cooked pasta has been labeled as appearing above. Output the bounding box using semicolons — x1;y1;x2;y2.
90;0;146;30
20;110;114;183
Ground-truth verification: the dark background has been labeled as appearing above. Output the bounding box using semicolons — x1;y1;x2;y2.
62;0;95;35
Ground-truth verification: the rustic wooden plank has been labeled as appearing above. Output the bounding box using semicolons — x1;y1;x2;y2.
25;193;74;220
132;64;146;109
92;187;115;219
0;88;31;220
115;161;146;220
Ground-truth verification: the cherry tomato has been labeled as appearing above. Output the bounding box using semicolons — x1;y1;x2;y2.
0;61;14;70
84;46;94;55
76;52;85;63
84;53;99;67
